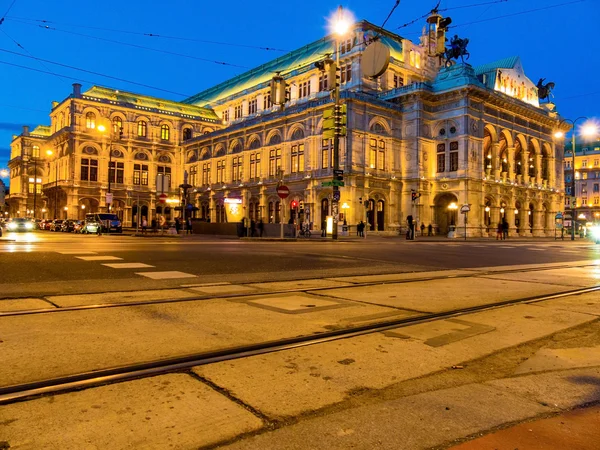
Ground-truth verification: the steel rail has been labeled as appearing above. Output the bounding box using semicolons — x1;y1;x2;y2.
1;284;599;405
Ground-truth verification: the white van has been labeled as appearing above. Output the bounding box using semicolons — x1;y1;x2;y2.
85;213;122;233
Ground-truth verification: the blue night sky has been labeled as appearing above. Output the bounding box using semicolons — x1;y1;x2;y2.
0;0;598;184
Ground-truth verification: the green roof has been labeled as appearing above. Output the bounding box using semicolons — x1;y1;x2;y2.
474;56;520;76
82;86;220;121
183;20;404;107
30;125;51;137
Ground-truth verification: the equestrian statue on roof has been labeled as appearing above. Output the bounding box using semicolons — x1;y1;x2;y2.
443;35;470;67
536;78;555;103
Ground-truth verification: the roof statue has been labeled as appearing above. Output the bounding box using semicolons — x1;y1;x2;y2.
444;35;470;67
536;78;555;103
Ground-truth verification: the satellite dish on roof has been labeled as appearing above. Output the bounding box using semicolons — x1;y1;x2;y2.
361;41;390;79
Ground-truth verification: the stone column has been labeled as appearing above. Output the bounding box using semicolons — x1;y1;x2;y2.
506;146;515;182
535;154;542;186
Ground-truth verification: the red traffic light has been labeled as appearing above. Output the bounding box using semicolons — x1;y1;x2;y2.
291;201;298;208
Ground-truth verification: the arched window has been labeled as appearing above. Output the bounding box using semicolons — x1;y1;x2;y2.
483;129;492;172
32;145;40;158
231;141;242;154
161;125;170;141
137;121;147;137
499;136;509;173
514;141;523;176
86;112;96;129
268;134;281;145
527;142;536;178
370;122;387;135
290;128;304;141
249;139;261;150
183;128;192;141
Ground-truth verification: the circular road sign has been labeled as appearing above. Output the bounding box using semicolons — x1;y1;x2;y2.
158;193;168;204
277;185;290;199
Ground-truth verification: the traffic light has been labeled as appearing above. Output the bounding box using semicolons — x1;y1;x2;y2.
327;60;339;90
322;103;347;139
291;200;298;209
299;201;304;210
411;191;418;202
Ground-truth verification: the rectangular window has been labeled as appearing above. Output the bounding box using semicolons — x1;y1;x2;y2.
582;197;587;205
436;143;445;173
250;153;261;179
449;141;459;172
595;159;599;167
378;140;385;170
319;74;329;92
269;148;282;177
160;125;170;141
133;164;149;186
137;121;147;137
263;92;272;110
32;146;40;158
202;163;211;185
223;110;229;122
291;144;305;173
369;138;377;169
340;38;353;54
248;98;257;115
109;161;124;184
157;166;171;190
595;197;599;205
232;156;243;182
80;158;98;182
594;183;599;193
340;63;352;84
583;160;588;168
298;81;311;99
189;166;197;186
322;139;333;169
393;73;404;88
216;160;225;183
583;172;588;180
234;104;243;119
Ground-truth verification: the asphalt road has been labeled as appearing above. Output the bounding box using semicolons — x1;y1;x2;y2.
1;231;599;287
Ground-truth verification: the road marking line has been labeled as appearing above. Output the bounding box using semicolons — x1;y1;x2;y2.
497;246;516;249
59;251;98;255
102;263;155;269
135;271;197;279
180;282;231;287
76;256;123;261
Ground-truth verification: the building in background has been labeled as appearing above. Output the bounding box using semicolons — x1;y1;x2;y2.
6;14;567;236
564;137;600;227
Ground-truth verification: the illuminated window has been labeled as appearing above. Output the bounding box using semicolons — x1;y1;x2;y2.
583;172;588;180
160;125;170;141
202;163;211;185
583;160;588;168
31;145;40;158
232;156;243;182
113;117;123;136
291;144;305;173
594;197;599;205
269;148;282;176
409;50;415;66
189;166;197;186
369;139;385;169
85;112;96;129
133;164;148;186
216;160;225;183
137;121;147;137
250;153;261;179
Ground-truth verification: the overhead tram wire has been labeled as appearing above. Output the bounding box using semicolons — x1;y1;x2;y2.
0;0;17;23
5;16;289;53
6;19;250;70
0;47;193;97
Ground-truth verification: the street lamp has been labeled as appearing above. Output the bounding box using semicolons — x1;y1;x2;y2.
554;118;598;240
328;5;352;240
97;123;113;212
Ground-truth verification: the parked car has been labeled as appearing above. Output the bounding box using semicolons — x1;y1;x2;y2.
80;220;101;234
6;218;35;232
49;219;64;231
60;220;79;232
72;220;85;233
86;213;122;233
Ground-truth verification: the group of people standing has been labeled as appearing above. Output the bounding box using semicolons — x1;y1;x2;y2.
496;219;509;240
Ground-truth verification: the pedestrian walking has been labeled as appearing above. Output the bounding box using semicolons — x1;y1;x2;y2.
502;219;509;240
141;216;148;234
420;223;425;236
250;219;256;237
257;218;264;237
321;219;326;237
496;221;503;240
186;217;192;234
175;217;181;234
428;224;433;236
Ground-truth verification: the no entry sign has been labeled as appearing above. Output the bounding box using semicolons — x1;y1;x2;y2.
158;193;168;204
277;185;290;199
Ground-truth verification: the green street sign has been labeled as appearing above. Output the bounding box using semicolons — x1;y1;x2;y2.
323;180;345;187
322;181;334;186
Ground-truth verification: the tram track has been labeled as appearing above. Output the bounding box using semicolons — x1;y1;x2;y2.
1;260;598;317
1;283;599;405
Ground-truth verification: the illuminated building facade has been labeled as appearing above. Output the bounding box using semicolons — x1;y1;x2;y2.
564;138;600;225
7;17;566;236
